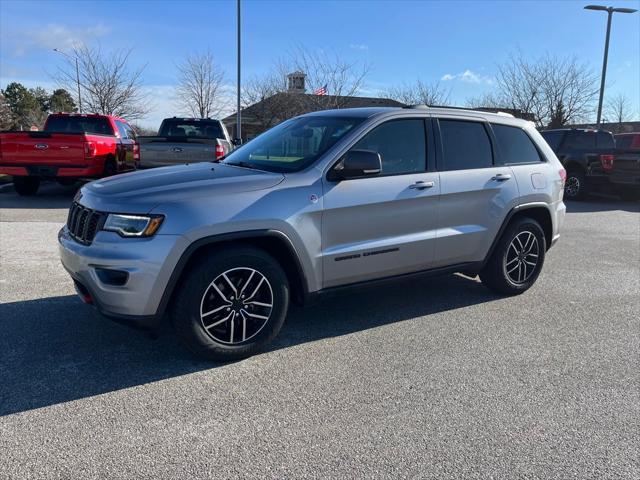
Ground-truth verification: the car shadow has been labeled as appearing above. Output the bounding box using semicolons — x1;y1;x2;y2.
564;195;640;213
0;273;498;416
0;181;79;209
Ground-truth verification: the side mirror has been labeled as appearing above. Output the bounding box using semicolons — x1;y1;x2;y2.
328;149;382;181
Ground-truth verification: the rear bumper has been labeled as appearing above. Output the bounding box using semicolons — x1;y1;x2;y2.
0;163;104;177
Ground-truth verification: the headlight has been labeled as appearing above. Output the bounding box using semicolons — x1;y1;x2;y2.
103;214;164;237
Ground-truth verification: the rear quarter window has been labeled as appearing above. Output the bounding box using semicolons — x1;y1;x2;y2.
596;131;615;149
492;124;542;164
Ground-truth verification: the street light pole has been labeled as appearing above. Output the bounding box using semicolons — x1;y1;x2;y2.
53;48;82;113
236;0;242;143
584;5;637;126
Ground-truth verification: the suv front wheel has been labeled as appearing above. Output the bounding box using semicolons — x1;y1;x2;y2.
480;217;546;295
172;246;289;361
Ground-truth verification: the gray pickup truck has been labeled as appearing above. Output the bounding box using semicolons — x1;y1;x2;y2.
138;117;233;168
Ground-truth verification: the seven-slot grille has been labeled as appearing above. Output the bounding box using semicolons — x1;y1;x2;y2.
66;202;106;245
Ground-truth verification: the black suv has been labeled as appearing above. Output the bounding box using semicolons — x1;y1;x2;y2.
541;128;615;200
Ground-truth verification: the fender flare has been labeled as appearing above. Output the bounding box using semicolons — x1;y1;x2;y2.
154;229;309;317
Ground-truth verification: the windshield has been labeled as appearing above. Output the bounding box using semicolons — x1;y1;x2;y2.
222;116;364;173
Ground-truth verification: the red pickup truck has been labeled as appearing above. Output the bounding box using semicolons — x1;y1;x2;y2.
0;113;139;195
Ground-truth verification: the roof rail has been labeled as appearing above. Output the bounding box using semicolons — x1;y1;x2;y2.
402;104;429;109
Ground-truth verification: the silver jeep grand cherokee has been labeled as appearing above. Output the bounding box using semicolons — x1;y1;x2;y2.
59;106;566;360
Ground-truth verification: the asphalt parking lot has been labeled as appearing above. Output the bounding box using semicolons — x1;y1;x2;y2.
0;181;638;479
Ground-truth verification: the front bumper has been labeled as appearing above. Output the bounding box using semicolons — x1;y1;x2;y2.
58;226;185;328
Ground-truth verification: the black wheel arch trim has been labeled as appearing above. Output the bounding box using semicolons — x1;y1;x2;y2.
480;203;553;269
154;229;309;319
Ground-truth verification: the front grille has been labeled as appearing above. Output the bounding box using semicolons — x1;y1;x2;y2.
66;201;106;245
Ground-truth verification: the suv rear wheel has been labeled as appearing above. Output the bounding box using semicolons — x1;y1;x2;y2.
172;246;289;361
564;169;586;200
480;217;546;295
13;176;40;196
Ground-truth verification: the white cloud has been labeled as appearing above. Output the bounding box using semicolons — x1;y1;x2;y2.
13;23;110;56
441;69;493;85
349;43;369;51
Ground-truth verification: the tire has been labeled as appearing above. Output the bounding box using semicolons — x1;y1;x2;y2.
171;246;290;361
103;157;117;177
564;169;587;200
13;176;40;196
480;217;546;295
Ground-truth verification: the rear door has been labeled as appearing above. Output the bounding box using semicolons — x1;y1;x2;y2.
433;117;519;267
321;117;440;288
490;123;549;204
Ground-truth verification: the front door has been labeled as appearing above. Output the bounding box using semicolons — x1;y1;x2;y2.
321;118;440;288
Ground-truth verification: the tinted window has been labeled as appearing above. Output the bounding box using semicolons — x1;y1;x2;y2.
541;131;565;151
159;119;224;139
115;120;128;139
125;124;136;140
596;131;614;149
352;119;426;175
492;124;542;164
439;120;492;170
44;115;114;135
222;116;364;173
566;131;596;149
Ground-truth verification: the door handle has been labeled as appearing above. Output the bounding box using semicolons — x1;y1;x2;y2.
409;181;435;190
172;147;183;153
491;173;511;181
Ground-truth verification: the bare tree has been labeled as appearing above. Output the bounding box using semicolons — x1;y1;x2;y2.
383;80;450;106
465;92;504;109
492;52;598;128
177;50;226;118
605;93;633;123
55;45;150;120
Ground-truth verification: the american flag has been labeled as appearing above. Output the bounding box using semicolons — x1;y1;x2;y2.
314;84;327;96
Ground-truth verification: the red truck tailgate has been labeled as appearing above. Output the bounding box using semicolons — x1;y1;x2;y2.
1;132;86;165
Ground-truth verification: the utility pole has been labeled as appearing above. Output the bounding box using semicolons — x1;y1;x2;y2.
236;0;242;143
584;5;637;125
53;48;82;113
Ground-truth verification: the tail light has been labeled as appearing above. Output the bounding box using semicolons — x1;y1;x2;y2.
559;168;566;184
600;154;615;171
133;143;140;161
215;144;225;160
84;141;97;158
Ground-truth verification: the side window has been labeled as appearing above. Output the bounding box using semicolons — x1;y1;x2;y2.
115;120;128;139
492;124;542;164
439;119;493;171
125;124;137;141
352;119;426;175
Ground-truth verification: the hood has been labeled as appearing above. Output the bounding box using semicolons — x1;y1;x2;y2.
79;162;284;213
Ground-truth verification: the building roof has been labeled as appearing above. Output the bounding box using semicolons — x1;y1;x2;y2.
222;93;404;124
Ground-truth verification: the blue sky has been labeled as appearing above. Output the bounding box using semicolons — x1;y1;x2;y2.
1;0;638;128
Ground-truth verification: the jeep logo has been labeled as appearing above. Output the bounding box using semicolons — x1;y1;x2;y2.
35;143;49;150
